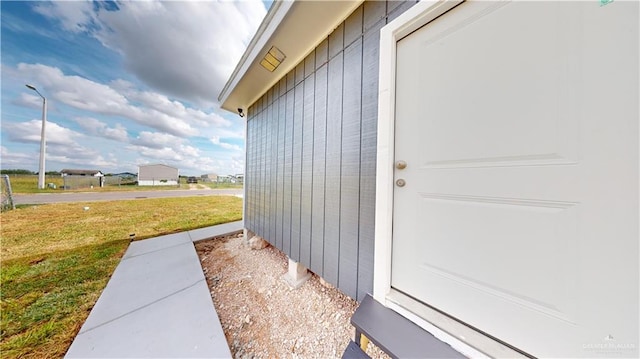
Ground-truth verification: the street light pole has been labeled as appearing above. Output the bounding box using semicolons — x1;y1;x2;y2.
26;84;47;190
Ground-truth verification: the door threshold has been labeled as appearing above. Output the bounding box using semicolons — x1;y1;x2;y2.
385;290;529;359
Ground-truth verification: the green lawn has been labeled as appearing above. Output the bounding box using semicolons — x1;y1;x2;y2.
6;175;243;194
5;175;178;194
201;182;244;189
0;196;242;358
5;175;66;193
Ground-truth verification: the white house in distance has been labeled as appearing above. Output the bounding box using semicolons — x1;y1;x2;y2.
219;0;638;358
137;164;179;186
61;169;105;187
61;169;104;177
200;173;218;183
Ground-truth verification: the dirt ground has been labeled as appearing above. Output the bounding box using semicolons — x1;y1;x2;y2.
187;183;210;190
195;232;387;359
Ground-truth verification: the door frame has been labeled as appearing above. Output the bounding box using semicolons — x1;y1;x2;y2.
373;1;524;357
373;0;461;303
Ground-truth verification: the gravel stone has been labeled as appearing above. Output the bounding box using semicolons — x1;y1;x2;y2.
196;233;389;359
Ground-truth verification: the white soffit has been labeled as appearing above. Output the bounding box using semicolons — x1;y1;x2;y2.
218;0;363;113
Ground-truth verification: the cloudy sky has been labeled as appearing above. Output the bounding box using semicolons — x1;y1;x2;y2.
1;0;269;176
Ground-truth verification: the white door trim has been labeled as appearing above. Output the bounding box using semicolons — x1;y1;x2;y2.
373;1;523;356
374;0;463;304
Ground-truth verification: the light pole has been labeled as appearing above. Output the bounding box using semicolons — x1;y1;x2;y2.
26;84;47;190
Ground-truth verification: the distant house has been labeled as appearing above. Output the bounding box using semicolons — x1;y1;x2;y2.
113;172;137;178
137;164;179;186
216;175;231;183
61;169;104;177
61;169;105;187
201;173;218;183
233;174;244;184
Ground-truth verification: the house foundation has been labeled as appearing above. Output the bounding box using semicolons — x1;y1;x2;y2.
243;229;254;245
282;258;311;289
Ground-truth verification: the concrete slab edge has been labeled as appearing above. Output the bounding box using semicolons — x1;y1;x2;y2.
122;241;192;261
282;272;312;289
188;221;244;243
190;230;243;244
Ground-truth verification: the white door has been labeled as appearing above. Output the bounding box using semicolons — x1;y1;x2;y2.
391;1;638;357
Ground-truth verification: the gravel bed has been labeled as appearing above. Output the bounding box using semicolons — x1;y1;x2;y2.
195;232;388;359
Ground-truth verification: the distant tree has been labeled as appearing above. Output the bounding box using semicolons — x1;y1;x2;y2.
0;169;34;175
45;171;61;176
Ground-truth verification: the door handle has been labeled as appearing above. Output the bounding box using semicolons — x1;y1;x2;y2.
395;160;407;170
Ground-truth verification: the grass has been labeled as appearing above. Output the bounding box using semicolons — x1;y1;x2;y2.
201;182;244;189
0;196;243;358
177;177;243;189
6;175;244;193
7;175;189;194
5;175;65;194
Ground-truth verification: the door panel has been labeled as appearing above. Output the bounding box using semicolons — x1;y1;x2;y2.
412;3;579;169
391;1;638;357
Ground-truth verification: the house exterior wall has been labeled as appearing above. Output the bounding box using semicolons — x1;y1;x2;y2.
244;0;417;301
138;164;179;186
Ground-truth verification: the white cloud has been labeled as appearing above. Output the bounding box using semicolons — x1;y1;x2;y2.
119;87;230;128
34;0;267;106
132;131;182;149
126;138;244;175
12;93;43;109
128;131;201;163
74;117;129;142
47;143;98;160
46;152;118;168
1;122;119;169
32;1;97;34
127;143;199;163
0;146;36;167
17;63;231;138
202;127;246;141
3;119;82;145
211;136;243;152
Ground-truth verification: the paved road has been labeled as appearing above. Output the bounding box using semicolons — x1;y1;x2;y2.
13;189;243;205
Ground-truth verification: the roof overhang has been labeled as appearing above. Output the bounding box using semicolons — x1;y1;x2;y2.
218;0;363;114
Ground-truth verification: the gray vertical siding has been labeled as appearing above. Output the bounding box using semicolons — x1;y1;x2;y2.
300;50;315;266
358;14;385;301
339;7;363;299
291;78;304;261
270;84;279;245
283;78;294;255
243;1;417;301
247;110;254;232
324;47;343;287
258;102;262;234
276;78;286;251
310;50;328;275
264;89;272;241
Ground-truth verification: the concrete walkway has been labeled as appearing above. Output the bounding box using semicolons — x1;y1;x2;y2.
65;221;243;358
